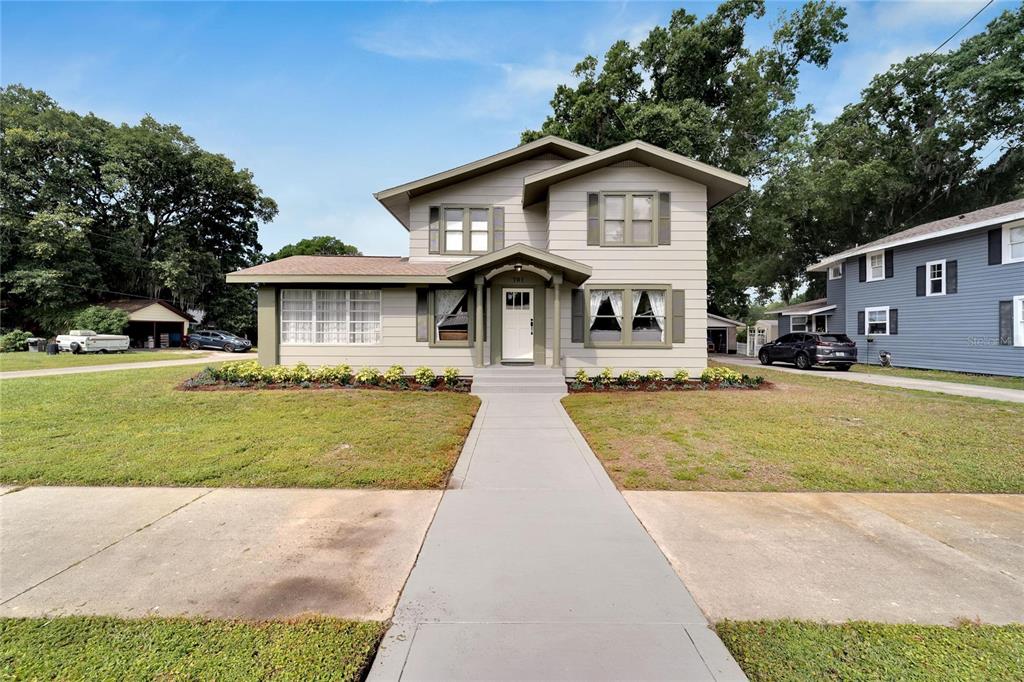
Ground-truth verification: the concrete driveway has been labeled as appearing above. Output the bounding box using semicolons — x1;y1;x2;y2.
0;486;439;619
626;491;1024;625
0;351;237;380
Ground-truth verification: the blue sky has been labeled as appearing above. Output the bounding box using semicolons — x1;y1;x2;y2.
1;1;1009;256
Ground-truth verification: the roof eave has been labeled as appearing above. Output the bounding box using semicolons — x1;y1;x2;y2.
225;273;450;284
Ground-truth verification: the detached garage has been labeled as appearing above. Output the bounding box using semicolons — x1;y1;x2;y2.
105;299;194;349
706;313;744;354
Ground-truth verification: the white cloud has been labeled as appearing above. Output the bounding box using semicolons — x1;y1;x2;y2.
352;19;483;61
871;0;990;30
470;54;579;121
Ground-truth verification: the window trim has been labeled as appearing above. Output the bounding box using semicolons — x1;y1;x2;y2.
427;287;475;348
279;288;382;346
925;259;946;296
1004;220;1024;264
582;284;672;348
1014;294;1024;347
828;264;843;280
599;191;659;247
440;205;494;256
813;314;828;333
865;250;885;282
865;305;890;336
791;315;808;333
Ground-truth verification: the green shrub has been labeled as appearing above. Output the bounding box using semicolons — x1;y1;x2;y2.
311;364;352;384
673;368;689;383
382;364;405;385
646;369;665;382
266;365;292;384
216;360;264;382
289;362;313;383
574;368;590;384
619;369;642;384
71;306;130;334
701;366;742;384
413;366;436;386
442;367;460;386
354;366;381;385
0;330;33;353
595;367;614;385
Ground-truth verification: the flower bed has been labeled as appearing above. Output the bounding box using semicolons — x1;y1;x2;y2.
180;361;472;392
566;366;770;393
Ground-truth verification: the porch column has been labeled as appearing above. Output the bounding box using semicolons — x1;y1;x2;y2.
552;274;562;369
474;274;485;368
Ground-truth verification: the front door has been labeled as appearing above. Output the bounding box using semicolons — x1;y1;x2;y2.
502;288;533;361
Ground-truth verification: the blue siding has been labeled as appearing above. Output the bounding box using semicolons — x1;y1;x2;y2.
778;315;790;335
842;227;1024;376
826;268;846;333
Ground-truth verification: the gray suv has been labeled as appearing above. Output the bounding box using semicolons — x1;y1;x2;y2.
759;333;857;370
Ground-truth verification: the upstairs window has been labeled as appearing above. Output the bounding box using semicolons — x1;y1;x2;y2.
440;206;493;255
866;251;885;281
829;264;843;280
927;260;946;296
1005;222;1024;263
601;193;657;246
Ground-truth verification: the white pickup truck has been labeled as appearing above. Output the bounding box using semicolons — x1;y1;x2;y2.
55;330;131;354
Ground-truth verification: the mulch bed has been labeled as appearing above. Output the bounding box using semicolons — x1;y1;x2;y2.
566;379;772;393
178;379;473;393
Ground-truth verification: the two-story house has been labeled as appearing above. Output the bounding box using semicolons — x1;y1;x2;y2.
226;136;748;376
773;199;1024;377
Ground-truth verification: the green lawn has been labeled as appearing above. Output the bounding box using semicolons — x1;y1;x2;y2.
562;364;1023;492
0;616;384;681
849;363;1024;390
717;620;1024;682
0;365;478;488
0;350;208;372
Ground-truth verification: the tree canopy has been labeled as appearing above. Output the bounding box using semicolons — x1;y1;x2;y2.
269;236;361;260
1;85;278;335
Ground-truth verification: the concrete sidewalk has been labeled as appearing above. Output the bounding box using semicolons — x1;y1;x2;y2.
0;486;439;619
627;491;1024;625
0;351;236;380
369;395;745;681
728;355;1024;403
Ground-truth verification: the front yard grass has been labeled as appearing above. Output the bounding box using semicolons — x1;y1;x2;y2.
0;365;478;488
0;616;384;681
717;620;1024;682
0;350;207;372
562;364;1023;492
849;363;1024;390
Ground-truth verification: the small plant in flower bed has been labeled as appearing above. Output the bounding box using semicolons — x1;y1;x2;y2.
180;361;471;391
566;366;767;392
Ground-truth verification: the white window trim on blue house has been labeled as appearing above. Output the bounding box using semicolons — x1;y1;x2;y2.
865;306;890;336
865;251;885;282
1004;221;1024;264
926;259;946;297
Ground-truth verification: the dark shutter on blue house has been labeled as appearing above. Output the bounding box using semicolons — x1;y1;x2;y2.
916;266;926;296
428;207;440;254
858;255;867;282
857;310;865;335
988;229;1002;265
570;289;584;343
884;249;894;278
946;260;957;294
890;308;899;335
999;301;1013;345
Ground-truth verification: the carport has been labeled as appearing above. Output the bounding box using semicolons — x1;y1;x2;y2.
706;313;744;354
105;299;194;348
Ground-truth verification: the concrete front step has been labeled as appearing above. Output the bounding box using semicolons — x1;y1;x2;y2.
472;384;568;395
471;366;568;395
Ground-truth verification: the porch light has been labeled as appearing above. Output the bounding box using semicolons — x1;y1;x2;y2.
514;263;522;272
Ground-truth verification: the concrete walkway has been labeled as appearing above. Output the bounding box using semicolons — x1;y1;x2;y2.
728;355;1024;403
0;351;237;380
0;486;439;620
369;395;745;681
627;492;1024;625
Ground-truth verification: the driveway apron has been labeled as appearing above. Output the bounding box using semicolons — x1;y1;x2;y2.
369;394;745;681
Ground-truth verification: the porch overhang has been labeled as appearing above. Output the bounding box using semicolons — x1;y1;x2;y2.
444;243;592;286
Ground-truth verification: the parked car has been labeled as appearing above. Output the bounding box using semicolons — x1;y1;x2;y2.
758;332;857;370
56;330;130;354
186;329;252;353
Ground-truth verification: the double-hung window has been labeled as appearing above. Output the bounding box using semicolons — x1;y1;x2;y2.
1015;295;1024;347
280;289;381;344
443;207;492;255
791;315;808;333
1005;221;1024;263
586;286;669;347
865;306;890;335
602;193;657;246
926;259;945;296
829;264;843;280
866;251;885;281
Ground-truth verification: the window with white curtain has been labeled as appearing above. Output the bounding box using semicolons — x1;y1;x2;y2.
280;289;381;344
434;289;469;342
586;286;670;346
589;289;624;342
631;289;665;342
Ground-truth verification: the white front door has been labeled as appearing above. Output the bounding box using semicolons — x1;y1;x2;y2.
502;288;533;361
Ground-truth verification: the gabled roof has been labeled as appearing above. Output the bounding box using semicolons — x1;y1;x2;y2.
707;312;745;327
105;299;194;322
522;140;748;208
225;255;451;284
445;243;592;286
808;198;1024;272
771;298;836;316
374;136;596;230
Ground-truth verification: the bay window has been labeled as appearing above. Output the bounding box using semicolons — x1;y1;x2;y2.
586;286;670;347
280;289;381;344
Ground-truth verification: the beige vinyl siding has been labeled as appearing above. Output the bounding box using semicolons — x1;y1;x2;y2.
548;164;709;375
407;157;565;259
277;286;477;373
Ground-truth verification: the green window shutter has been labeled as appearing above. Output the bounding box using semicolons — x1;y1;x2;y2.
587;193;600;245
671;290;685;343
998;300;1012;345
428;206;440;254
492;207;505;251
570;289;584;343
415;289;429;342
658;192;671;245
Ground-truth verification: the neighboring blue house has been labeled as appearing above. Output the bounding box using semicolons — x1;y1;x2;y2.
775;199;1024;377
